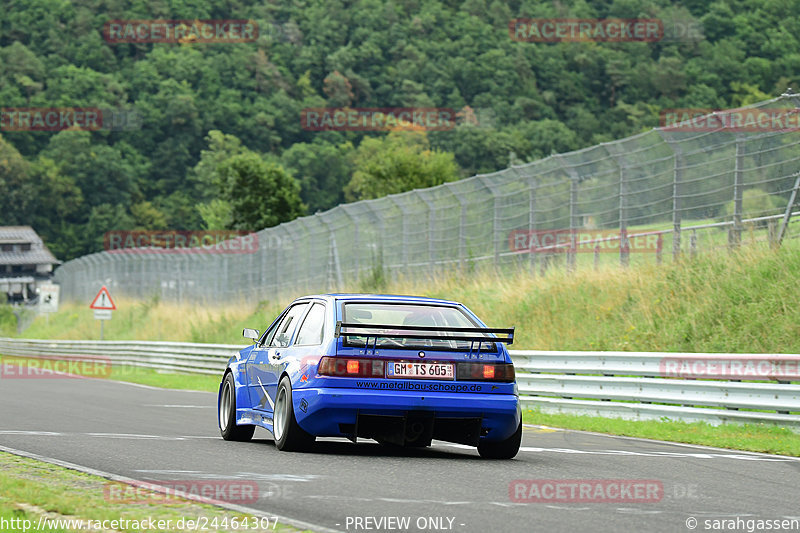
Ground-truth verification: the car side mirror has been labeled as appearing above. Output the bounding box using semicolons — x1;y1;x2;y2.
243;328;260;342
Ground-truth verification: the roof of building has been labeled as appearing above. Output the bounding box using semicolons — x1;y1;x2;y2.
0;226;59;266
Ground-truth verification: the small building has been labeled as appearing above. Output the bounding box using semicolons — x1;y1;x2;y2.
0;226;59;303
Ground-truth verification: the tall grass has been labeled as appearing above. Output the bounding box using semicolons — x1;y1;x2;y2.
407;240;800;352
20;294;284;345
15;240;800;352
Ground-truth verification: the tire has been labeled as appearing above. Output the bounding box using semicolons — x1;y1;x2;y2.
219;372;255;442
477;420;522;459
273;376;315;451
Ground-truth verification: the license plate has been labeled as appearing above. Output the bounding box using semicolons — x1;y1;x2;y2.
386;362;454;380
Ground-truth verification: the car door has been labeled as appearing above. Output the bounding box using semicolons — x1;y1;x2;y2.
246;302;309;414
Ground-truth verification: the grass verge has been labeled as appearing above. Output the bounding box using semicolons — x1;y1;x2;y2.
13;238;800;353
523;409;800;456
0;451;306;532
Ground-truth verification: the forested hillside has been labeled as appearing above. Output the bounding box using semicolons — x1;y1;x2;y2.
1;0;798;260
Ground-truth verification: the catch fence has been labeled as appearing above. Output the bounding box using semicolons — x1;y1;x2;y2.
54;94;800;303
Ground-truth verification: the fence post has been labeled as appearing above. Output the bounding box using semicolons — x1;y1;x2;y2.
732;135;745;248
416;191;437;278
477;176;501;270
177;256;183;304
272;228;280;296
569;178;579;272
673;149;682;261
390;197;410;272
284;223;306;293
340;205;359;279
619;164;630;267
656;234;663;265
777;173;800;246
554;155;580;272
317;214;342;291
605;144;630;267
657;131;683;262
362;200;388;282
528;175;537;275
460;198;467;271
444;184;468;272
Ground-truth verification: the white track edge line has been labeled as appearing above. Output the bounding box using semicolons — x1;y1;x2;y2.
0;444;341;533
522;424;800;461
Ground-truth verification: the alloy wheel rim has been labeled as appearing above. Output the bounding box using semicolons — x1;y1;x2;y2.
274;386;287;441
220;381;231;430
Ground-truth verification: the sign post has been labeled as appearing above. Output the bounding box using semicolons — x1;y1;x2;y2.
89;286;116;340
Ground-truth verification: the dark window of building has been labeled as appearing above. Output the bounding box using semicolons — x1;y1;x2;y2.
21;243;31;251
1;244;12;252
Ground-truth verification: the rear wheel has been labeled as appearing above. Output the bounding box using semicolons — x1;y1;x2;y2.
273;376;315;451
219;372;255;442
477;421;521;459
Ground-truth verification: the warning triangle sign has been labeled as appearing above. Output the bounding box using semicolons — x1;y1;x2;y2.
89;286;117;310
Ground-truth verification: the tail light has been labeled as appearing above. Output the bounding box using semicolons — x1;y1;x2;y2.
456;362;515;382
318;356;384;378
318;357;515;382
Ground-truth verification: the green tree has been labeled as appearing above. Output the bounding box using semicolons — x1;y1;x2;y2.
281;140;354;212
217;153;305;231
0;134;32;225
193;130;247;201
345;131;459;202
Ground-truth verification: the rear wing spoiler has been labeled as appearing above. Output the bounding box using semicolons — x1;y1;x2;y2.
334;322;515;345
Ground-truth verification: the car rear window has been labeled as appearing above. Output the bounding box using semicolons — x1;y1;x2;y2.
341;302;496;351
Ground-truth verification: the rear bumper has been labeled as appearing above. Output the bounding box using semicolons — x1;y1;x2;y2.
292;387;520;443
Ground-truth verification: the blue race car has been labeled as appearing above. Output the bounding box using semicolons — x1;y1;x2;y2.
218;294;521;458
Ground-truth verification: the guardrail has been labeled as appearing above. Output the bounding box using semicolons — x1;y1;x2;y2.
0;338;237;375
2;338;799;427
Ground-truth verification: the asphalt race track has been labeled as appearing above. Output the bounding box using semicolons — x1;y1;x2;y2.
0;376;798;533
